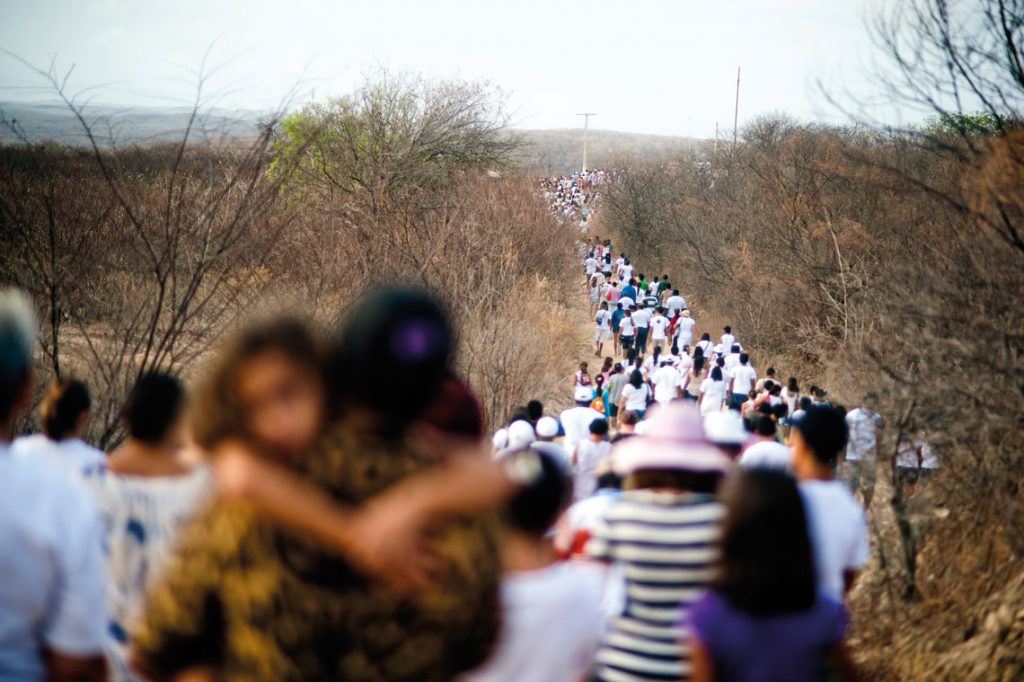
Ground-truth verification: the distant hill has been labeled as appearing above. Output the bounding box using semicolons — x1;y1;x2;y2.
0;101;694;171
0;101;264;146
511;128;693;173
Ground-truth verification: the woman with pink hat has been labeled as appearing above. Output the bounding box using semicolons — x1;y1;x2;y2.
584;403;732;681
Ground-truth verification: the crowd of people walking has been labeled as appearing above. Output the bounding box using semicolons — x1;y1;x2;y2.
0;173;935;681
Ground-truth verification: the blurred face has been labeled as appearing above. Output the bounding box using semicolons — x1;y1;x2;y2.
234;350;325;459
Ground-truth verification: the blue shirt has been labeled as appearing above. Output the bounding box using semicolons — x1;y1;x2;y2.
610;309;625;332
621;285;637;303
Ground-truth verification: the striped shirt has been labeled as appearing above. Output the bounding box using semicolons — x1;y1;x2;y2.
586;490;723;681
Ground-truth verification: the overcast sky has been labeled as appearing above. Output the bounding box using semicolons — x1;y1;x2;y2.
0;0;916;137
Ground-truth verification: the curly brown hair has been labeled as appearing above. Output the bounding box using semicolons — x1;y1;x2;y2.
192;317;325;451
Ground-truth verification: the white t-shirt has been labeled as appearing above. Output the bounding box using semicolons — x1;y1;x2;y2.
574;440;612;501
649;315;670;341
12;434;106;476
619;316;635;338
620;264;634;281
0;445;106;679
595;309;611;330
631;309;651;329
695;339;714;358
460;563;606;682
721;333;736;350
618;297;635;310
675;317;696;342
665;295;687;316
621;383;650;411
559;407;605;457
799;480;870;601
845;408;882;462
699;378;727;415
584;257;598;275
724;353;742;373
730;364;758;395
739;440;793;470
651;365;682;404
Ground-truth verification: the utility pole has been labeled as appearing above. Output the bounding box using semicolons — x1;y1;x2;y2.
577;112;596;172
733;67;741;151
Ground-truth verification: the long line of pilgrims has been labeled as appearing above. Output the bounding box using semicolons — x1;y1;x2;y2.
0;172;936;681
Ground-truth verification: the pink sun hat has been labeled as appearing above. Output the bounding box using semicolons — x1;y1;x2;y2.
613;403;734;475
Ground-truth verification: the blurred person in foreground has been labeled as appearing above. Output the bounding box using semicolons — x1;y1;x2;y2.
82;372;214;681
460;448;605;682
791;406;869;602
11;376;105;476
688;468;858;682
585;403;731;682
133;291;507;682
0;290;106;681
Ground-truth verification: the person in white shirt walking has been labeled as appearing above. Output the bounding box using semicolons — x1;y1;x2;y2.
573;419;612;501
651;360;682;405
792;407;870;602
728;353;758;412
648;307;670;348
721;325;736;353
560;395;606;460
594;302;611;358
739;415;793;470
462;448;605;682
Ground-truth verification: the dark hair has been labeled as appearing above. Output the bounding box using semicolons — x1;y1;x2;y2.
627;469;722;494
766;367;776;376
770;383;783;397
612;362;624;375
40;377;91;440
795;406;849;465
601;357;614;373
123;372;186;445
724;325;732;333
504;448;571;537
714;469;816;616
756;415;777;438
788;377;799;392
526;400;544;422
629;369;644;388
589;418;609;436
701;333;711;341
799;396;813;411
731;344;741;354
763;380;776;392
693;354;706;375
739;353;749;364
327;289;451;437
597;470;622;490
711;366;723;381
651;345;663;367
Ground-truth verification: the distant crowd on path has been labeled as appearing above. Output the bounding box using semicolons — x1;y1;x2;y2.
0;171;939;681
539;168;607;232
